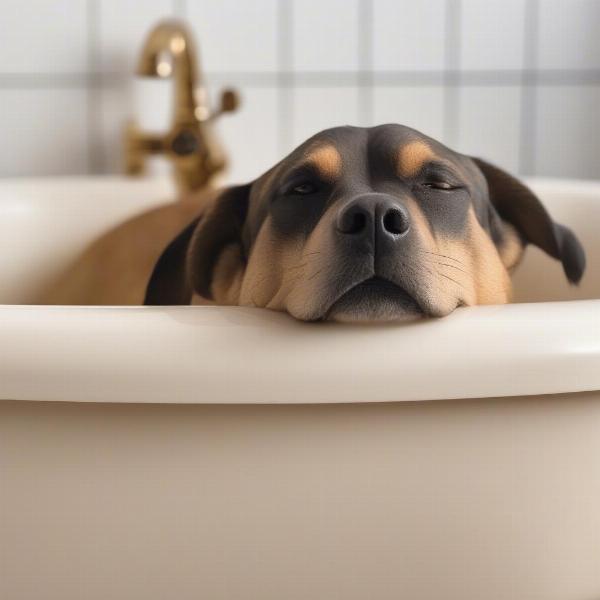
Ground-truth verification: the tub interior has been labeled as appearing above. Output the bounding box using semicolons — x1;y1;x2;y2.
0;176;598;306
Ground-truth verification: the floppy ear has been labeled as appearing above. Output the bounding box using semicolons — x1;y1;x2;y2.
187;183;251;300
144;184;251;306
473;158;586;284
144;216;201;305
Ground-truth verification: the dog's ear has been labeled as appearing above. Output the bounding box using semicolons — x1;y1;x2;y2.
144;184;251;306
473;158;586;284
187;183;251;300
144;216;201;305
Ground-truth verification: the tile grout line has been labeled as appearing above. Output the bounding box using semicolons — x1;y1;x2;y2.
357;0;374;126
2;69;600;89
519;0;539;175
442;0;461;147
277;0;294;154
86;0;102;174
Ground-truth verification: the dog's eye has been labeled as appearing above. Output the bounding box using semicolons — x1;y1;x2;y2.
290;182;319;195
422;181;458;191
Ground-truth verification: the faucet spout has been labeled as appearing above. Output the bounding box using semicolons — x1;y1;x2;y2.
136;20;201;126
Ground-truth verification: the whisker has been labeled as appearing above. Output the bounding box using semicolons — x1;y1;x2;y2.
422;259;469;275
286;262;308;272
416;250;465;265
307;267;325;281
437;272;466;290
435;261;468;275
398;261;465;302
248;272;270;297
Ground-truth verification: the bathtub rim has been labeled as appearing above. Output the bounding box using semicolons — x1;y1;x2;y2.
1;299;599;404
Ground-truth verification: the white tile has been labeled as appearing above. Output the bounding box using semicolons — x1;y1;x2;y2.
373;0;446;71
215;86;280;184
0;0;87;74
0;89;88;175
133;79;174;132
292;0;359;71
534;86;600;179
187;0;279;73
98;78;183;174
456;86;521;174
291;87;360;149
371;86;445;142
460;0;525;70
98;0;174;74
538;0;600;70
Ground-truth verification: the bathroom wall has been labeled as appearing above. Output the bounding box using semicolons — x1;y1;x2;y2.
0;0;598;183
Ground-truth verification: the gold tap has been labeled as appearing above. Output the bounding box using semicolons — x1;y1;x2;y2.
124;19;239;193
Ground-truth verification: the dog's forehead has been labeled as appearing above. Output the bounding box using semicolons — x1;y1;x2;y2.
282;124;464;180
367;123;469;175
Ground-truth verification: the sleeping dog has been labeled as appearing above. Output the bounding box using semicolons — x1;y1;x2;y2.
145;124;585;322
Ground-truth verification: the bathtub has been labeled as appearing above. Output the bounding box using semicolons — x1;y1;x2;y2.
1;176;599;600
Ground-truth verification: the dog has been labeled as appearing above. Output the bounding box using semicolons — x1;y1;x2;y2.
144;124;585;322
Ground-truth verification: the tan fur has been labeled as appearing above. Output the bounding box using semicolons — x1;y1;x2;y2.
39;192;214;305
466;208;512;304
210;243;246;305
305;144;342;181
407;203;510;313
397;141;434;177
238;216;301;311
403;199;471;315
498;222;525;271
282;204;344;320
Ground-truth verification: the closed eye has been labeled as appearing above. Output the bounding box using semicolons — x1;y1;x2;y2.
422;181;461;191
289;181;319;195
280;175;325;196
418;160;464;191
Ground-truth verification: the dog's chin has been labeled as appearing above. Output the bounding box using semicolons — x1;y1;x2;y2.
325;277;424;323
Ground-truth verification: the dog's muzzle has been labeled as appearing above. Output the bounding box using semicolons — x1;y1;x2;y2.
324;193;424;321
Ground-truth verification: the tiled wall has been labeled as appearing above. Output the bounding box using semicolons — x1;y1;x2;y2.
0;0;599;183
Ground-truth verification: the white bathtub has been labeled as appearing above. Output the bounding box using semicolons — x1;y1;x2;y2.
1;177;599;599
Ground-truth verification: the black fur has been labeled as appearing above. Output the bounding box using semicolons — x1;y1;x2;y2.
144;216;201;305
474;158;586;283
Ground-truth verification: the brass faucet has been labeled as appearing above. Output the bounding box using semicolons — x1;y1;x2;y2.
124;19;239;193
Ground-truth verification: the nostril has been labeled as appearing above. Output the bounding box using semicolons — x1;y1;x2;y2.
383;208;410;235
347;212;367;234
338;208;368;234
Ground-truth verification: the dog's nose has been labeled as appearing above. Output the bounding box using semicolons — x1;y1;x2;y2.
336;195;410;239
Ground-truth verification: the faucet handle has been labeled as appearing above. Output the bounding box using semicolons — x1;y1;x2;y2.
208;88;240;121
220;89;240;113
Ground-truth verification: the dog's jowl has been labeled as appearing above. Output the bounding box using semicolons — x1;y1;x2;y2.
145;124;586;322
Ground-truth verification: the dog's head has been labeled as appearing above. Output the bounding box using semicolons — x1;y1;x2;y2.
145;124;585;322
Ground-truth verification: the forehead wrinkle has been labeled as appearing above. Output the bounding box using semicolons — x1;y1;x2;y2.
397;140;435;177
304;144;342;182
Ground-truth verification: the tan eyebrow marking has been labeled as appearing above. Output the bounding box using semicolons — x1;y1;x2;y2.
397;140;435;177
305;144;342;181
